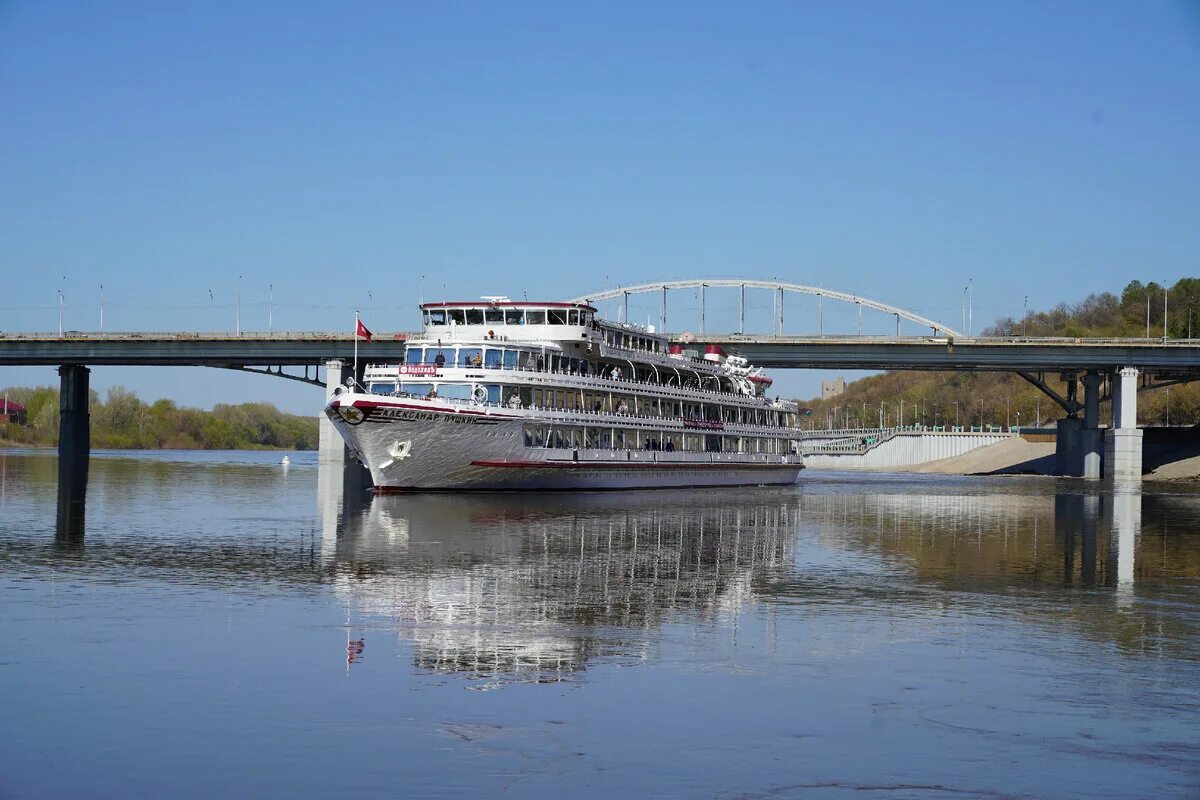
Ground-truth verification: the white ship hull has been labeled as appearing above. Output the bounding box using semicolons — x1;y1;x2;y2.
327;395;803;492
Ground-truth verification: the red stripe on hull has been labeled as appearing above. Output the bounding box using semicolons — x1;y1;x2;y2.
470;459;802;470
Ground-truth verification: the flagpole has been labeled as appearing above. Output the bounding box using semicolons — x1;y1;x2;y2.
354;309;359;389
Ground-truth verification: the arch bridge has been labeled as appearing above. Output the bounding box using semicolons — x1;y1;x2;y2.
570;279;963;338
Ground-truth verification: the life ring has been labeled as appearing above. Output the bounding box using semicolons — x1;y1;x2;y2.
387;440;411;461
473;385;488;404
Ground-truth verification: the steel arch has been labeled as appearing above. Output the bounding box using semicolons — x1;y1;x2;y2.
570;279;962;338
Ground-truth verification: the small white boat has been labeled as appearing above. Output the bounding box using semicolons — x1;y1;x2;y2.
281;455;291;466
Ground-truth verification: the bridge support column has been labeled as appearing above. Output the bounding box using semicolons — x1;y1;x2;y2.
1081;372;1103;480
319;359;346;463
319;359;372;486
1104;367;1142;481
57;365;90;542
1055;416;1082;476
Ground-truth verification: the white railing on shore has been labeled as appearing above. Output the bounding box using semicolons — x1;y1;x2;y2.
801;425;1019;455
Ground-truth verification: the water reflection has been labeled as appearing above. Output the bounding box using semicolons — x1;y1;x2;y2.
0;451;1197;678
324;490;798;684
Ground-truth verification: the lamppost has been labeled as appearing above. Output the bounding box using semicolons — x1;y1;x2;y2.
208;289;215;330
1015;411;1021;432
269;283;274;333
1023;295;1028;336
236;275;242;336
57;289;64;336
1164;285;1169;342
99;284;104;333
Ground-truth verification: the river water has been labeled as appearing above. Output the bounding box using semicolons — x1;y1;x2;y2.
1;450;1199;799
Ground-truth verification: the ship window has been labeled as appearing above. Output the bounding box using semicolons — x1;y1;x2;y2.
465;308;485;325
400;382;433;396
484;348;502;368
485;308;504;323
428;309;446;325
525;310;546;324
548;309;567;325
505;309;524;325
568;309;579;325
485;385;501;404
367;383;393;395
437;383;473;400
405;347;423;363
449;309;466;325
503;349;518;368
424;349;445;364
458;347;482;366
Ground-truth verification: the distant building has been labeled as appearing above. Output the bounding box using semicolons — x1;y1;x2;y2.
821;377;846;400
1;399;26;425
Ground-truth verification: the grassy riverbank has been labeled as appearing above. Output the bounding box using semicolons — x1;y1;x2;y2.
0;386;317;450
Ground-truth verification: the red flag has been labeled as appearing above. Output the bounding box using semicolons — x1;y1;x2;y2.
356;318;373;342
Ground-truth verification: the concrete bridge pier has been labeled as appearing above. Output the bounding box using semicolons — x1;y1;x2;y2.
1055;416;1082;476
318;359;372;486
56;365;90;544
1081;372;1103;480
57;365;90;486
1104;367;1142;481
319;359;347;463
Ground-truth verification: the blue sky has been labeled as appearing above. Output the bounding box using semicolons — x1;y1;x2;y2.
2;1;1198;412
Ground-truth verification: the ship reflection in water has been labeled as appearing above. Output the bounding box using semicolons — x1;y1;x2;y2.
321;476;798;685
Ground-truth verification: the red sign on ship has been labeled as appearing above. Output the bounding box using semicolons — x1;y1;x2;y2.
398;364;438;376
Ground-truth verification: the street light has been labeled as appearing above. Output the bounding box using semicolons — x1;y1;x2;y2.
1023;295;1028;336
269;283;274;332
236;275;242;336
57;289;64;336
99;284;104;332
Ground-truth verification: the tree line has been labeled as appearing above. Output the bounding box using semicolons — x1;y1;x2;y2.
1;385;318;450
801;279;1200;429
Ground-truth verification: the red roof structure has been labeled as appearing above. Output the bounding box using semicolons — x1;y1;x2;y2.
1;400;26;413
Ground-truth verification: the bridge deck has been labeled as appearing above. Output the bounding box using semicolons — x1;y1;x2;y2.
2;332;1198;374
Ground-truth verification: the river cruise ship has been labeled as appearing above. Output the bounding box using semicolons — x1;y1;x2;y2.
325;298;804;491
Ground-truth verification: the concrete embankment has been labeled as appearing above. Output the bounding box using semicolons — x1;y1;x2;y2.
881;430;1200;479
895;438;1056;475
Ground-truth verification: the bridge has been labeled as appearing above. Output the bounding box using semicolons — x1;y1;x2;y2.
3;279;1197;487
